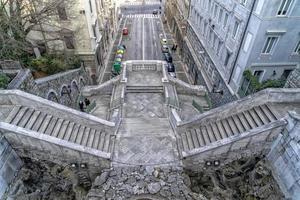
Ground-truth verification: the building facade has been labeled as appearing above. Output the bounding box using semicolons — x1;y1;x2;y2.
165;0;191;56
185;0;300;106
26;0;117;84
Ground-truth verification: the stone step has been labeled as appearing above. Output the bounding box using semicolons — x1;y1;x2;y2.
69;124;81;143
190;129;200;149
195;128;205;146
126;86;163;93
226;117;239;135
103;133;111;152
63;122;75;141
236;113;251;131
185;131;194;151
81;127;91;146
215;121;228;138
200;126;211;144
181;133;189;152
92;130;101;149
260;104;277;121
17;108;34;127
75;126;85;144
120;118;170;132
210;123;222;140
253;106;270;124
57;120;70;139
231;115;245;133
97;132;106;151
32;113;46;132
86;129;96;148
51;118;64;137
44;117;58;135
5;106;21;123
11;106;28;125
38;115;53;133
25;111;41;129
205;125;217;142
242;111;257;129
248;108;263;126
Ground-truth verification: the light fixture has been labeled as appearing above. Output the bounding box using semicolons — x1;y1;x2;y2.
214;160;220;166
80;163;87;168
205;161;211;166
71;163;77;168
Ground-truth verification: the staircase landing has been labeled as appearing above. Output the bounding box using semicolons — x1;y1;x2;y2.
112;118;180;166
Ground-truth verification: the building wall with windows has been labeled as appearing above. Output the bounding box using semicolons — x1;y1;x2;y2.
26;0;116;83
187;0;300;102
229;0;300;94
186;0;253;106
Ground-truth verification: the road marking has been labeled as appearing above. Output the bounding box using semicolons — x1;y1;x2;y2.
159;17;167;39
142;17;145;60
126;14;159;18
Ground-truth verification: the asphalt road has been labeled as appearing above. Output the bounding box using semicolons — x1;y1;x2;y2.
120;13;166;61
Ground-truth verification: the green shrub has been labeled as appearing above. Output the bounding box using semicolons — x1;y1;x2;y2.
0;73;10;89
242;69;286;93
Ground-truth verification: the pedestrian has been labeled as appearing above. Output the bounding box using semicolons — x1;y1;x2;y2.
84;98;90;107
171;44;175;52
174;44;178;51
79;100;84;112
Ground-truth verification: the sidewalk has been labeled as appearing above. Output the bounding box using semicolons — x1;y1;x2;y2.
99;18;126;84
161;17;191;84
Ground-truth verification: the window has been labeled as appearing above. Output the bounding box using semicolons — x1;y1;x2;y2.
218;9;223;23
294;40;300;54
57;5;67;20
243;32;253;52
277;0;293;16
281;69;293;79
92;24;97;38
217;40;222;55
224;50;231;66
255;0;265;14
262;36;278;54
232;21;240;39
63;35;75;49
240;0;247;5
254;70;263;81
89;0;93;13
213;5;218;18
223;13;228;28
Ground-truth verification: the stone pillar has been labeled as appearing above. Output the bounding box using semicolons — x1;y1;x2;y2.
285;66;300;88
0;135;23;198
267;111;300;200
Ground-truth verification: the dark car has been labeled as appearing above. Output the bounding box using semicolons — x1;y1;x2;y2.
167;63;175;72
161;44;169;53
153;10;158;15
163;53;173;63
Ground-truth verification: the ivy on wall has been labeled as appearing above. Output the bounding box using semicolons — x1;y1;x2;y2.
242;69;286;93
0;73;10;89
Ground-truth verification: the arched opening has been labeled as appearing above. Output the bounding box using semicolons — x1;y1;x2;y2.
79;77;85;89
60;85;72;106
47;91;59;102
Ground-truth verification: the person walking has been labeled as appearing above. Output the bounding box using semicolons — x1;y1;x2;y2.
84;98;90;107
79;100;84;112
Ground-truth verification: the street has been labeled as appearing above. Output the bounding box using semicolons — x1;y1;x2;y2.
101;2;190;83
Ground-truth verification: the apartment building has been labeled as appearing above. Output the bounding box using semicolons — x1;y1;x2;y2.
185;0;300;106
165;0;191;55
26;0;117;83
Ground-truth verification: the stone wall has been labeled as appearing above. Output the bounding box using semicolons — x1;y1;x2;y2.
0;135;22;198
285;66;300;88
267;112;300;200
1;128;110;181
7;67;89;108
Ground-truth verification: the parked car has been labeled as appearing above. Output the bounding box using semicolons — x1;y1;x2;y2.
167;63;175;72
122;27;128;35
153;10;158;15
169;72;176;78
163;52;173;63
161;44;169;53
160;38;167;45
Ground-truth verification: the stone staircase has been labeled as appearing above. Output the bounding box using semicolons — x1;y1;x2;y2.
4;105;113;153
180;104;278;152
126;85;164;93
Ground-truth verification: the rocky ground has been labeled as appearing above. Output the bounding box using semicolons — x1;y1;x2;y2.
4;158;82;200
188;156;285;200
4;156;284;200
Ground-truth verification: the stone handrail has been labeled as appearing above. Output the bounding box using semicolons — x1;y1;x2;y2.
81;75;121;97
35;68;82;84
168;76;207;96
0;90;115;132
178;88;300;129
7;69;32;89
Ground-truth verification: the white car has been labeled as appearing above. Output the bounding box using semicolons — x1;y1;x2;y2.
161;38;167;45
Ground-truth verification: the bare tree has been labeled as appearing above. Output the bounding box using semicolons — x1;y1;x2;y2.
0;0;78;60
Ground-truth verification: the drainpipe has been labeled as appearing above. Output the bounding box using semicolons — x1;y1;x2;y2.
228;0;257;85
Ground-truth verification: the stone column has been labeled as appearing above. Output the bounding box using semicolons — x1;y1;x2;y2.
267;111;300;200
